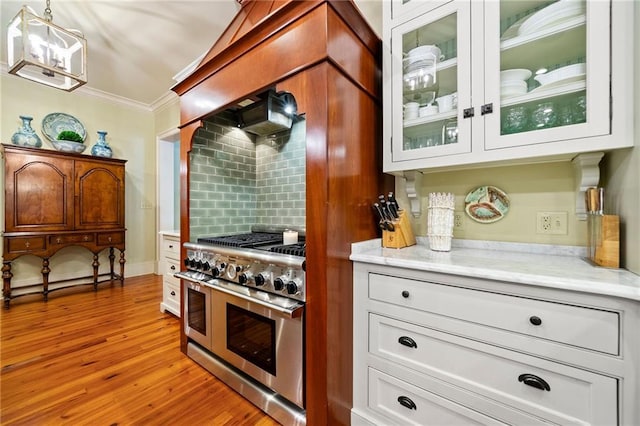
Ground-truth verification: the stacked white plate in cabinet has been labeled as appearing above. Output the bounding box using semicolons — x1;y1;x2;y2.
500;69;531;98
518;0;586;36
533;63;586;91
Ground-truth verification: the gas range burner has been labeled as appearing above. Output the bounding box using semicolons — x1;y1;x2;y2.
197;232;282;248
271;243;306;257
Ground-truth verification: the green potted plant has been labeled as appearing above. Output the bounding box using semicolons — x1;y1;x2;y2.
57;130;84;143
53;130;87;153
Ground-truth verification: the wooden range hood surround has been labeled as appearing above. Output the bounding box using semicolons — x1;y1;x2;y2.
172;1;390;424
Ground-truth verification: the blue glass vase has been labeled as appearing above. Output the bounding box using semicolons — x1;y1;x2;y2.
91;130;113;158
11;115;42;148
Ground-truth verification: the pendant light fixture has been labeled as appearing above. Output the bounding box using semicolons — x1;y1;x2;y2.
7;0;87;91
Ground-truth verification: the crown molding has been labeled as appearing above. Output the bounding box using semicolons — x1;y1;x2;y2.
150;90;179;112
1;61;177;113
173;52;206;84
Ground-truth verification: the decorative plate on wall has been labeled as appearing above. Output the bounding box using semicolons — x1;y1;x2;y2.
41;112;87;143
464;186;510;223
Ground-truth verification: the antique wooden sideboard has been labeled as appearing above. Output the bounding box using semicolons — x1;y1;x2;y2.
2;144;126;308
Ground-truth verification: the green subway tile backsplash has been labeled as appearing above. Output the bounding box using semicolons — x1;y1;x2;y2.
189;114;306;240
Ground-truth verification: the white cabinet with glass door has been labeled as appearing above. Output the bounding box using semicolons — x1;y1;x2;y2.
383;0;634;173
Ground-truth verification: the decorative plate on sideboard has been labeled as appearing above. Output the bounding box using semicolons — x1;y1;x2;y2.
41;112;87;143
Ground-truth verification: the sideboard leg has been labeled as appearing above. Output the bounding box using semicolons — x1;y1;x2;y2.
92;254;100;291
119;251;126;286
2;262;13;309
109;247;115;280
41;258;50;301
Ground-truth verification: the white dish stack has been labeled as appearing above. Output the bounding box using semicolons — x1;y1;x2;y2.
500;69;532;98
427;192;455;252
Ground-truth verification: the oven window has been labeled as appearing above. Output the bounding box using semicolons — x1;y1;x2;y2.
187;288;207;335
226;304;276;376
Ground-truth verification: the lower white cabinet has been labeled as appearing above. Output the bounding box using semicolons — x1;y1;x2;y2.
352;260;640;425
159;231;180;317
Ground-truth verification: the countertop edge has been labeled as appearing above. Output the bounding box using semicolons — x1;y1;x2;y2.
350;239;640;302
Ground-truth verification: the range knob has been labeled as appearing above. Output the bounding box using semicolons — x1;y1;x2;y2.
183;258;190;267
202;261;211;271
189;258;197;268
210;267;220;277
195;260;203;269
286;281;299;295
239;273;251;284
274;277;285;291
254;274;266;286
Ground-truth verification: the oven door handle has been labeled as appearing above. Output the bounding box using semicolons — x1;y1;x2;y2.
175;271;304;319
175;271;206;283
210;284;305;319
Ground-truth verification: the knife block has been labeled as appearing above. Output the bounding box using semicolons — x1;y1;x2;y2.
382;210;416;249
588;214;619;268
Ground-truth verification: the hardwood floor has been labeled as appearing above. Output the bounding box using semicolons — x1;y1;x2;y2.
0;274;280;426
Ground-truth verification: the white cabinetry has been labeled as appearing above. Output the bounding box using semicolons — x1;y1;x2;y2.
159;231;180;317
382;0;634;173
352;258;640;425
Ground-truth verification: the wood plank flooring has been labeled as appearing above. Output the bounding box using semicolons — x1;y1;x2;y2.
0;274;280;426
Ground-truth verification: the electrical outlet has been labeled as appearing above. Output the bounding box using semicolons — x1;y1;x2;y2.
453;211;464;230
141;201;153;209
536;212;568;235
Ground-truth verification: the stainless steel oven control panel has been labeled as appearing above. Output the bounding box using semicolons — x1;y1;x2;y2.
183;242;306;302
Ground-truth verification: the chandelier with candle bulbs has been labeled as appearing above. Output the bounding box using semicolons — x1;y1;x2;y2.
7;0;87;91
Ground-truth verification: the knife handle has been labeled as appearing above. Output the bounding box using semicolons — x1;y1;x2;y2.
586;187;598;214
597;188;604;215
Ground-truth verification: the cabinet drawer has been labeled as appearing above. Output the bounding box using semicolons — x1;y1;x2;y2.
163;279;180;311
370;313;618;425
368;368;506;426
165;259;181;284
5;236;46;254
97;232;124;246
369;273;619;355
49;234;94;245
162;236;180;259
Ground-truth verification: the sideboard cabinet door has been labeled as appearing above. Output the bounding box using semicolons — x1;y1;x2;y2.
74;160;126;230
4;151;75;233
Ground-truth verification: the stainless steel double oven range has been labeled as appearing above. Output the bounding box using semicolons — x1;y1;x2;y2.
175;226;306;425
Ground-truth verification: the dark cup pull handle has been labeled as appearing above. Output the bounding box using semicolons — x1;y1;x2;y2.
401;290;410;298
529;316;542;326
398;336;417;349
518;374;550;391
397;396;417;410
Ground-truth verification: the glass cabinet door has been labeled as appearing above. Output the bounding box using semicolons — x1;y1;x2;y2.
390;0;453;21
390;1;471;163
485;0;610;149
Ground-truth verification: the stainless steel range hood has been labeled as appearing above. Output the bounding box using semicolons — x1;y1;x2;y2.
236;91;297;136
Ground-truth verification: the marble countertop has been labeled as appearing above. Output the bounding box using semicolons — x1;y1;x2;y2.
350;238;640;302
159;230;180;237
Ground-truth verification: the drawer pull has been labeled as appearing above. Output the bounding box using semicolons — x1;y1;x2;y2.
518;374;550;391
529;316;542;326
401;290;410;298
397;395;417;410
170;265;176;271
169;245;173;249
398;336;417;349
170;291;176;296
